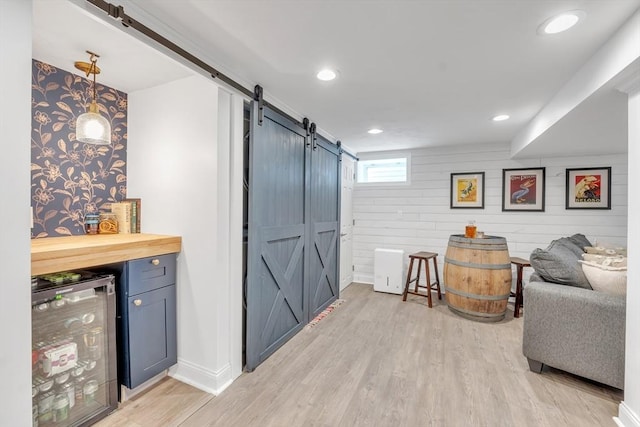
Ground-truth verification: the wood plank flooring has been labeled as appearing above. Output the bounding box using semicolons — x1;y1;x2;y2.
96;283;623;427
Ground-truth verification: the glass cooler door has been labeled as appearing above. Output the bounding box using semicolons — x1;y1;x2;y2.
31;273;117;427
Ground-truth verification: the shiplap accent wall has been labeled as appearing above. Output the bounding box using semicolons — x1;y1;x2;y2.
353;142;628;287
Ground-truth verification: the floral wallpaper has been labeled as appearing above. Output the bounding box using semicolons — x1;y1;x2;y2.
31;59;128;238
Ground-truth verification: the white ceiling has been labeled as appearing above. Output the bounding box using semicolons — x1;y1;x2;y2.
33;0;639;156
32;0;192;93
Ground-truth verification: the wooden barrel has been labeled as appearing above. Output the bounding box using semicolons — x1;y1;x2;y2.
444;234;512;322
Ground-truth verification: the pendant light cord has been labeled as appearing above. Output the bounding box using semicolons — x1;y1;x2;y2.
88;52;99;107
92;58;97;104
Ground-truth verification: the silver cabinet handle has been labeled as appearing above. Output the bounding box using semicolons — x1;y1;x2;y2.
133;299;142;306
151;259;160;266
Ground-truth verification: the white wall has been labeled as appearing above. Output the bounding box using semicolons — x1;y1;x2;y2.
215;90;245;385
617;84;640;427
353;142;628;286
0;1;34;424
128;75;243;394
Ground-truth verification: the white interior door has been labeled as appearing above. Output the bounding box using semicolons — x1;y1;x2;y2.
340;156;355;290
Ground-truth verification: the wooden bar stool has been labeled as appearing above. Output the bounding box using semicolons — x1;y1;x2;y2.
510;256;531;318
402;251;442;308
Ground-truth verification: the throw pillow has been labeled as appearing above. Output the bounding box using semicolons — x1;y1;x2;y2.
567;233;592;250
585;247;623;256
580;260;627;296
554;237;586;258
582;253;627;268
529;240;592;289
585;244;627;257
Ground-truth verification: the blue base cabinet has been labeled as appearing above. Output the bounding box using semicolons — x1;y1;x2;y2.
118;254;177;389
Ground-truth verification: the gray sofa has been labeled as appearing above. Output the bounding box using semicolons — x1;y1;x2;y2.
522;235;626;389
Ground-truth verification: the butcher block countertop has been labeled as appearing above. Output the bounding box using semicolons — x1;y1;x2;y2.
31;233;182;276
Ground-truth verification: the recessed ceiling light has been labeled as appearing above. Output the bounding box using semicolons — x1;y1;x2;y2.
368;128;383;134
538;10;585;35
492;114;510;122
316;69;337;81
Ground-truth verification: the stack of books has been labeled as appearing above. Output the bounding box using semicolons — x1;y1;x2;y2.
110;198;141;233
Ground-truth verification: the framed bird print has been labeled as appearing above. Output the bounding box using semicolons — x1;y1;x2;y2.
450;172;485;209
565;167;611;209
502;167;545;212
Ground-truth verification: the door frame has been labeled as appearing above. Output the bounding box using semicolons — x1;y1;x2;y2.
340;155;355;291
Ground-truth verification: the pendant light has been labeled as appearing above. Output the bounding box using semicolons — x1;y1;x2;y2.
74;51;111;145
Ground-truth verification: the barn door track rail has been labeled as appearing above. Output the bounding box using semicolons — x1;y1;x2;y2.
85;0;358;160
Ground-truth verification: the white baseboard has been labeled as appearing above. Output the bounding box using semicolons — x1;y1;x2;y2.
169;358;235;396
615;402;640;427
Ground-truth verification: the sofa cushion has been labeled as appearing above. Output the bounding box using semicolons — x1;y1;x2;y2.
530;239;592;289
580;260;627;296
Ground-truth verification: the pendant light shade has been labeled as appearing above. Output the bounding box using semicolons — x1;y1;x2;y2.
75;51;111;145
76;101;111;145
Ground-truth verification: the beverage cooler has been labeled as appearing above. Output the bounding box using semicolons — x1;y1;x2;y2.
31;272;117;426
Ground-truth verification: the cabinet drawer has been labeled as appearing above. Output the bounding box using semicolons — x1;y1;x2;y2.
127;253;176;296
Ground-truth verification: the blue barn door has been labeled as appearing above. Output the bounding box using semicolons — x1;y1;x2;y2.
245;105;341;371
307;131;340;320
245;102;309;371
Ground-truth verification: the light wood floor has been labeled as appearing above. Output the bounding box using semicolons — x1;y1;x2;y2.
96;283;623;427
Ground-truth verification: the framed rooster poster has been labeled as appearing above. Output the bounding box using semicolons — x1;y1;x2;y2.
450;172;484;209
502;167;546;212
566;167;611;209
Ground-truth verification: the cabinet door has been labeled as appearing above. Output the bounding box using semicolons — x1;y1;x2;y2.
127;285;177;388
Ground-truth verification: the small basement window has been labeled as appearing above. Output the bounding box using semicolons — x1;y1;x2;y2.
357;156;409;184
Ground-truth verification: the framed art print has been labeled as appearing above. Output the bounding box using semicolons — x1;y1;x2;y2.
502;167;545;212
565;167;611;209
450;172;484;209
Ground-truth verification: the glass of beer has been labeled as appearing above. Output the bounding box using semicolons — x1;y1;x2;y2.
465;220;477;238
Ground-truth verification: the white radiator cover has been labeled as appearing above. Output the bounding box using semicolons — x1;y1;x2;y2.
374;248;405;295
